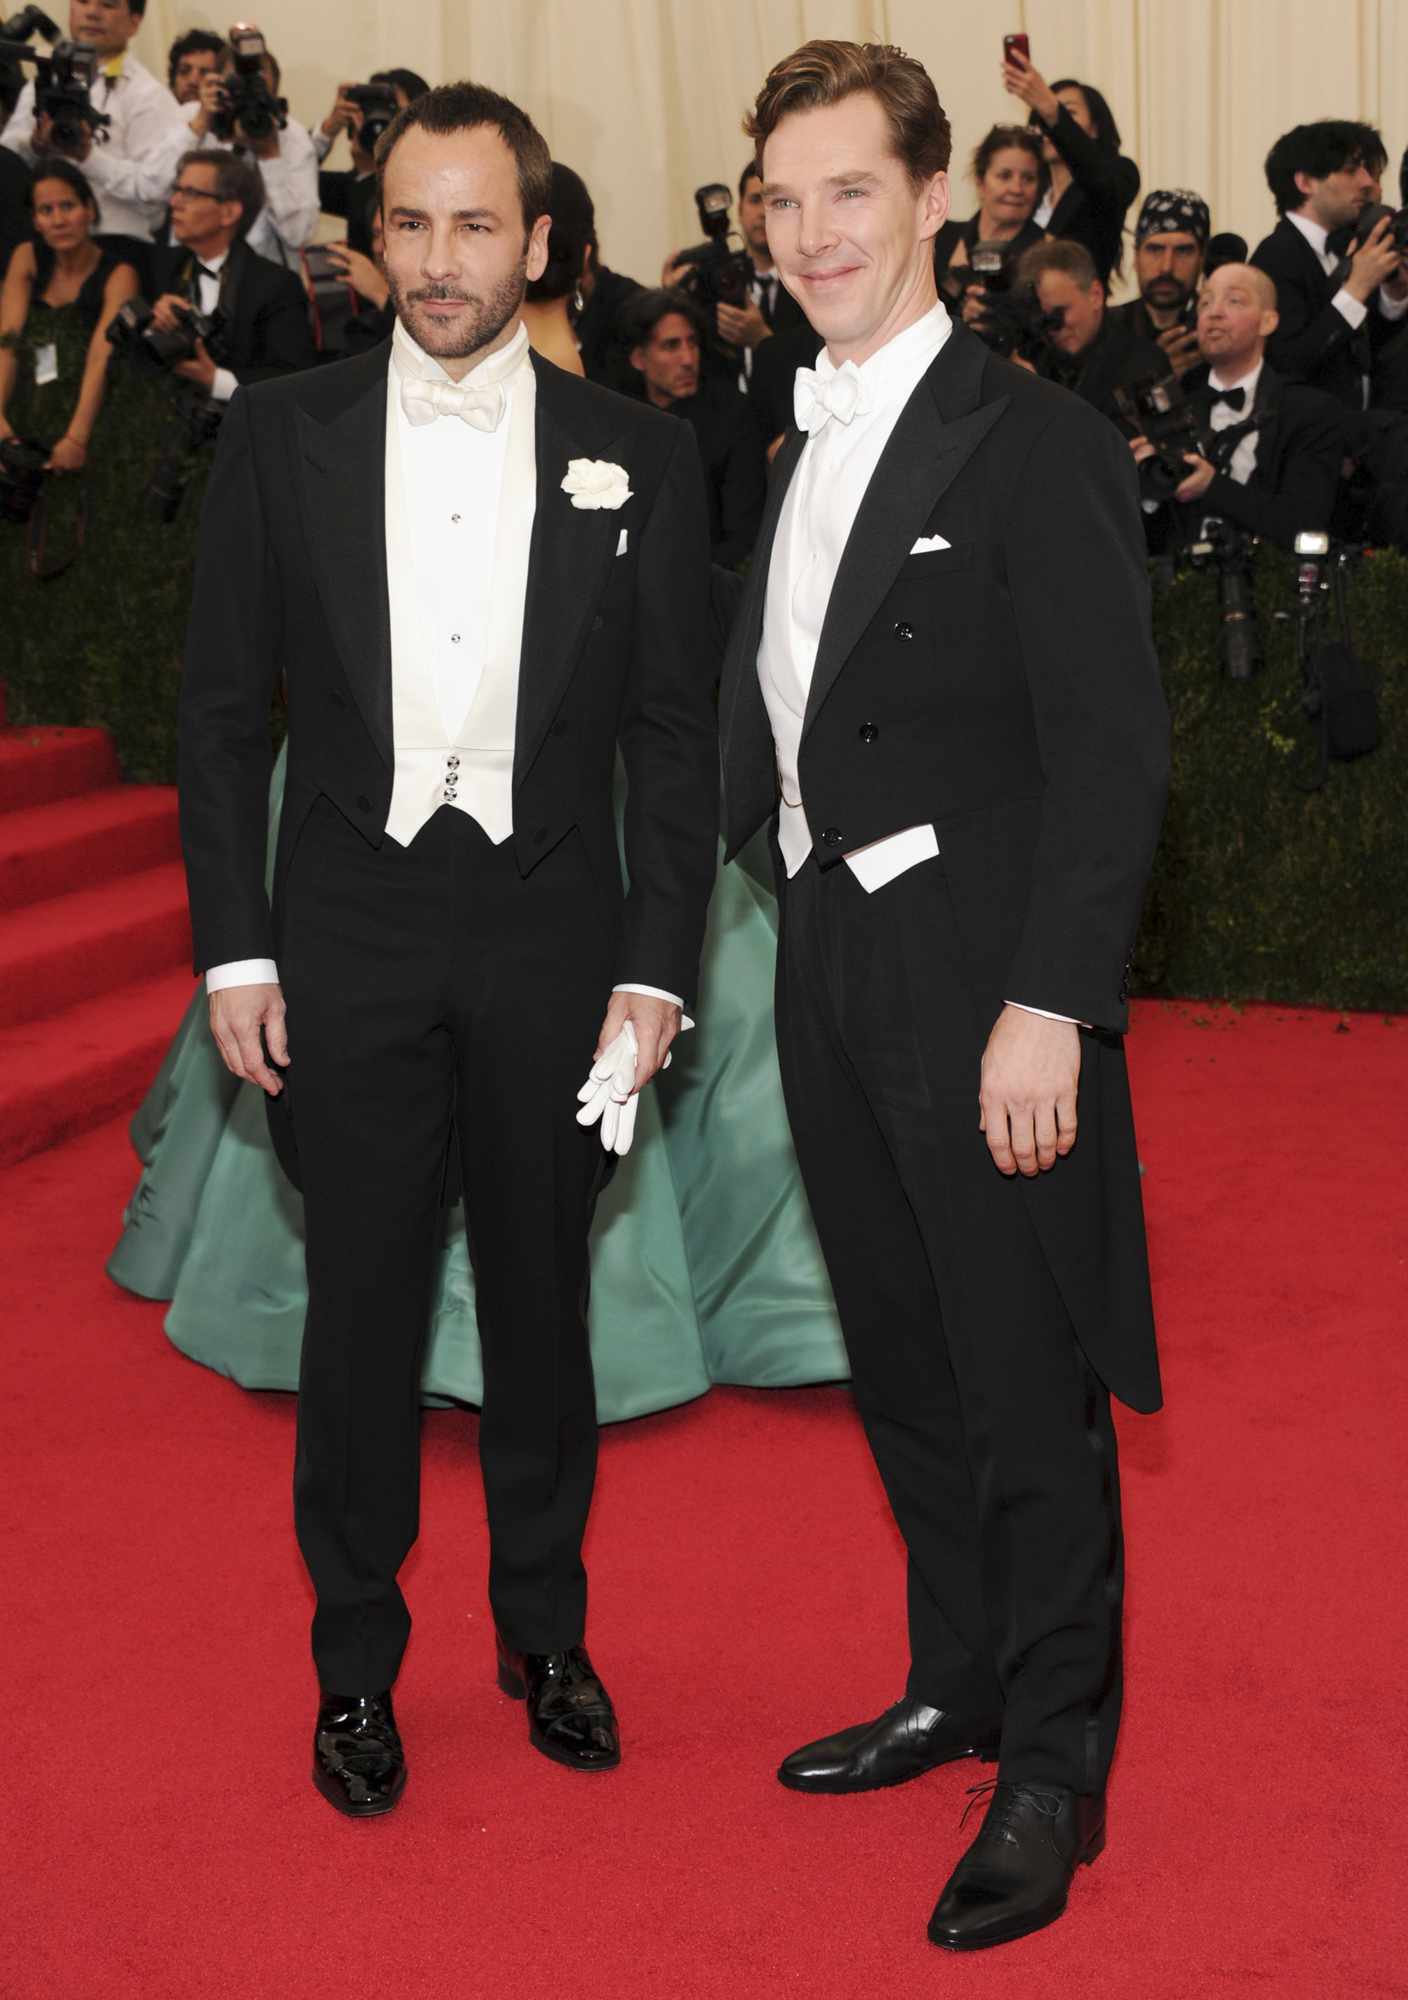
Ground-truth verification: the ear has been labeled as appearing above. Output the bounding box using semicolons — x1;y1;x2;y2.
919;168;950;244
628;343;647;374
525;212;551;285
1260;306;1279;338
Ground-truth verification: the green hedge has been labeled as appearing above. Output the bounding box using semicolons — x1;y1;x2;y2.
5;396;1405;1010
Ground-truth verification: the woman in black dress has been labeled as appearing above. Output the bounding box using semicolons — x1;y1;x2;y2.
0;159;138;476
1001;52;1140;288
933;124;1047;322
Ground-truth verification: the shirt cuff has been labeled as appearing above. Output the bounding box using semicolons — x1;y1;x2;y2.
312;126;333;162
210;366;238;404
613;983;693;1031
1006;1000;1091;1029
1332;287;1369;330
1378;283;1408;322
207;958;279;992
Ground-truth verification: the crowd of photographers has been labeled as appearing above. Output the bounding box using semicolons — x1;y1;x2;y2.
2;2;1408;590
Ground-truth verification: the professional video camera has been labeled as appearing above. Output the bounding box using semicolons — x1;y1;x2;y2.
209;21;285;144
0;9;110;152
106;294;226;372
343;80;398;153
0;432;48;525
1186;515;1261;681
671;184;754;311
1113;372;1214;501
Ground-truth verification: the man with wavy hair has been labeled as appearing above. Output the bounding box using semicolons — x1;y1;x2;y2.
719;39;1168;1950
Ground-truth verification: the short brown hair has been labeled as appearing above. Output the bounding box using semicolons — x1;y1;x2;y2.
744;39;951;187
1017;237;1100;291
375;81;552;233
176;147;263;239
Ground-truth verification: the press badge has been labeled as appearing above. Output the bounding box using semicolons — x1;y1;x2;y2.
33;342;58;386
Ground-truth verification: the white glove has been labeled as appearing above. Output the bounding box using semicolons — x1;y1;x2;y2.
575;1021;670;1157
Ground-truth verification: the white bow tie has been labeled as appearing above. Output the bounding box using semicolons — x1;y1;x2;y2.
794;361;863;435
400;374;507;432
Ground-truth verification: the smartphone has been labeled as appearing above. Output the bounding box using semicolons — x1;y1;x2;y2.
1003;32;1030;67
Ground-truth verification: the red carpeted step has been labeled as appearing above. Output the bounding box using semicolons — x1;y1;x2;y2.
0;785;181;913
0;963;196;1168
0;860;191;1029
0;725;121;813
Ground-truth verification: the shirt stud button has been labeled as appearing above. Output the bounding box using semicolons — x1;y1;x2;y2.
858;723;879;743
450;632;461;644
893;622;914;641
450;513;461;523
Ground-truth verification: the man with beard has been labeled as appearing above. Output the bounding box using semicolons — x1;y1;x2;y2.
1109;189;1209;381
178;81;718;1815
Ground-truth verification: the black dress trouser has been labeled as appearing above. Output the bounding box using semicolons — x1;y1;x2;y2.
278;796;615;1693
774;849;1124;1796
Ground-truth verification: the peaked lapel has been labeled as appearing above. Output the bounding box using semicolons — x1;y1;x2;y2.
295;343;393;765
802;323;1009;738
719;425;804;760
514;352;627;789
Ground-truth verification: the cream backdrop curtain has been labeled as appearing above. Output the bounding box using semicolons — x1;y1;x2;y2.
130;0;1408;294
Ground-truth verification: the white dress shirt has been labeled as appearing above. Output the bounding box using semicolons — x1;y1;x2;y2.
184;104;320;268
187;247;238;406
2;52;187;241
754;298;1078;1026
207;319;685;1015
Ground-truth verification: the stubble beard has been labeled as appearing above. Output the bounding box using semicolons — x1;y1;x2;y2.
387;255;529;363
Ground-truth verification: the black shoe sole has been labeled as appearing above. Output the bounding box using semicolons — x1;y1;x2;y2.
778;1741;999;1795
497;1661;621;1772
310;1760;406;1818
928;1829;1106;1951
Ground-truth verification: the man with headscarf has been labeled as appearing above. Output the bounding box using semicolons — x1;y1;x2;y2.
1109;190;1210;380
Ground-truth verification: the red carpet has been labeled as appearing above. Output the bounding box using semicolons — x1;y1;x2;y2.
5;1001;1406;1998
0;725;192;1166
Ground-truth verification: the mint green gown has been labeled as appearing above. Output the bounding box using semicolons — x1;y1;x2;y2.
108;750;848;1419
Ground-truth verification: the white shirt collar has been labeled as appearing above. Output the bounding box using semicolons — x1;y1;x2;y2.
199;246;230;276
1207;355;1264;400
391;315;530;389
815;299;952;417
1286;210;1330;261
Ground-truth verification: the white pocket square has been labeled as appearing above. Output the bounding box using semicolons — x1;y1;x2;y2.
910;533;951;554
616;528;628;556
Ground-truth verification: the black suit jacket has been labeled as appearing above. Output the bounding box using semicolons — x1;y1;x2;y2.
1057;313;1170;429
178;341;719;1011
1040;108;1140;287
317;167;378;256
576;263;643;389
0;146;31;286
1168;362;1346;548
718;321;1168;1412
152;238;315;385
667;374;766;568
1250;215;1401;410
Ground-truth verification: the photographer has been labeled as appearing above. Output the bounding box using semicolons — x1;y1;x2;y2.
662;163;796;388
182;38;318;269
1001;53;1138;287
1131;262;1345;553
167;29;225;106
1251;121;1408;411
313;68;427;254
0;157;136;476
1015;236;1166;425
933;123;1046;314
1109;189;1209;381
2;0;187;260
147;147;313;403
621;285;765;568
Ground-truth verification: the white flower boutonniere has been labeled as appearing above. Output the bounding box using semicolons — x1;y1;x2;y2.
562;457;632;510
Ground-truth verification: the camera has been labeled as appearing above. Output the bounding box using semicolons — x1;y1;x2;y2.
1355;201;1408;260
106;295;226;371
0;3;55;113
0;12;112;153
209;21;285;144
0;433;49;525
957;273;1066;366
343;80;398;153
144;393;223;523
1114;372;1213;501
1187;515;1261;681
671;184;755;312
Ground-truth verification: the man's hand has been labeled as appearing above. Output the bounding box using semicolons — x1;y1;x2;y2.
151;292;193;333
1156;322;1203;377
323;240;388;308
1001;54;1061;126
34;109;91;162
593;991;681;1092
173;337;218;390
979;1004;1081;1176
1173;451;1216;502
716;298;769;349
189;69;227;139
209;981;288;1095
1345;215;1401;303
320;85;359;141
661;253;690;289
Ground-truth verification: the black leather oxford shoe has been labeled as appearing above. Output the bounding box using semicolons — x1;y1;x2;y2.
495;1633;620;1772
928;1779;1106;1950
778;1697;1001;1794
312;1690;406;1817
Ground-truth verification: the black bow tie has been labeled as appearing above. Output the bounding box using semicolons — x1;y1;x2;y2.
1209;385;1247;413
196;263;221;283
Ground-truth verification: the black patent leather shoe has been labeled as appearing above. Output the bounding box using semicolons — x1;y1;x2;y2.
928;1779;1106;1950
495;1633;620;1772
778;1696;1001;1794
311;1690;406;1817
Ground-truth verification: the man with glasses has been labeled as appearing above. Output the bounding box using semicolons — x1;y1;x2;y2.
148;148;314;404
